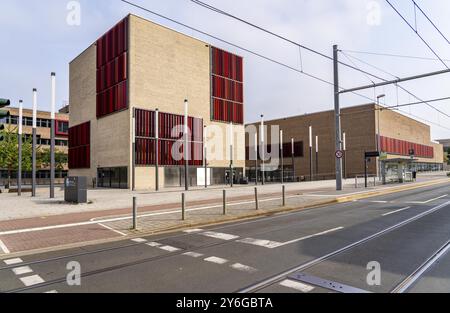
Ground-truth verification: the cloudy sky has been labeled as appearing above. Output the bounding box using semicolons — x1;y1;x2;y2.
1;0;449;139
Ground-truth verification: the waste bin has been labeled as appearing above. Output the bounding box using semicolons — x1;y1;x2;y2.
64;177;87;204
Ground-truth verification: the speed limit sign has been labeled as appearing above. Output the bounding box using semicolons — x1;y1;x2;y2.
335;150;344;159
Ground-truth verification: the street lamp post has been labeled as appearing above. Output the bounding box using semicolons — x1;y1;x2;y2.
18;100;23;196
260;115;265;185
254;132;258;185
280;130;284;184
309;126;313;181
204;125;208;189
291;138;295;182
343;132;347;179
155;109;159;191
50;73;56;199
229;122;234;187
184;100;189;191
316;135;319;180
32;89;37;197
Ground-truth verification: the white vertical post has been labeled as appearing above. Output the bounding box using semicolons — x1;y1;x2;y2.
155;109;159;191
291;138;295;182
343;132;347;179
18;100;23;196
184;99;189;191
309;126;313;181
32;89;37;197
254;132;258;185
132;109;136;191
260;115;265;185
315;135;319;179
229;122;233;187
50;72;56;199
280;130;284;184
204;125;208;188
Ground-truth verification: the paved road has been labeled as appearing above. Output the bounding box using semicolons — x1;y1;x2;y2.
0;182;449;293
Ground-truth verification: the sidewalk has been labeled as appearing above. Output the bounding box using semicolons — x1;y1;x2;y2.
0;173;448;255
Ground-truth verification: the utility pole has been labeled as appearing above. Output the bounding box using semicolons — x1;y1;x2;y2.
155;109;159;191
32;89;37;197
50;73;56;199
18;100;23;196
333;45;343;191
280;130;284;184
309;126;313;181
184;99;189;191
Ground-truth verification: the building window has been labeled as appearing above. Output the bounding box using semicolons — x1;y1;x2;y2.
97;167;128;189
69;121;91;169
135;109;204;167
211;47;244;124
56;120;69;135
96;17;129;119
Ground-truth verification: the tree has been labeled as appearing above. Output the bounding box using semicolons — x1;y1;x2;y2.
0;126;33;187
39;148;68;177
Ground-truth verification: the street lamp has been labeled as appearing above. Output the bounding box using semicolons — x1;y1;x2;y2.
280;130;284;184
309;126;313;181
32;89;37;197
18;100;23;196
184;99;189;191
50;72;56;199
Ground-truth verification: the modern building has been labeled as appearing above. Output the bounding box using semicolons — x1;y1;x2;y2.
0;107;69;185
245;103;444;182
69;14;246;190
436;139;450;150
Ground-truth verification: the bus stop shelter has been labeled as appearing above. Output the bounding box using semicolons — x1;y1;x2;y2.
381;157;418;185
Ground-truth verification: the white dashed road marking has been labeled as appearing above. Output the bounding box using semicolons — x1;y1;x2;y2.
280;279;315;293
0;239;10;254
4;258;23;265
183;229;204;234
20;275;45;287
204;256;228;265
146;242;162;247
201;232;239;241
183;252;204;258
45;290;58;293
238;227;344;249
159;245;181;252
382;207;411;216
12;266;33;276
131;238;148;243
231;263;257;273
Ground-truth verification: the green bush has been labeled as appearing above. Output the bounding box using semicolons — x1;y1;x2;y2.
447;172;450;177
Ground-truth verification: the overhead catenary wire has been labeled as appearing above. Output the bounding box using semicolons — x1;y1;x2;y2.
384;0;449;70
341;50;450;63
119;0;450;132
191;0;450;119
411;0;450;45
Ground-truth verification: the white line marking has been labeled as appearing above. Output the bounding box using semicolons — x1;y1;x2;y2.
237;227;344;249
183;252;204;258
201;231;239;241
382;207;411;216
0;239;10;254
280;279;315;292
12;266;33;276
4;258;23;265
236;238;282;249
204;256;228;265
146;242;162;247
131;238;148;243
183;229;204;234
97;223;127;236
159;245;181;252
20;275;45;287
45;290;58;293
408;194;448;204
231;263;258;273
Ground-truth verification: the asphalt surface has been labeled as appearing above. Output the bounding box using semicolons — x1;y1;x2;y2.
0;182;449;293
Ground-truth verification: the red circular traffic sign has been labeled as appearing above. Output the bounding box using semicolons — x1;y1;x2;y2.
335;150;344;159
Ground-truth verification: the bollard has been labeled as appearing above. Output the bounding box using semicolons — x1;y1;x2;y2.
223;190;227;215
133;197;137;230
282;185;286;207
182;193;186;221
255;187;259;210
